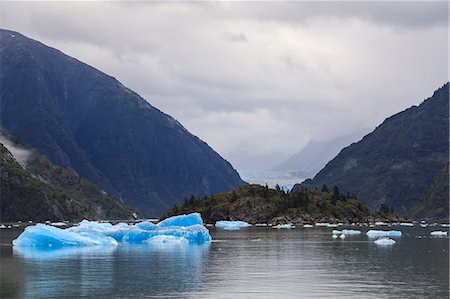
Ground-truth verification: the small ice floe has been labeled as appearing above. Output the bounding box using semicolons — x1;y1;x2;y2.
400;222;414;227
215;220;251;230
375;237;396;245
333;229;361;236
332;234;338;239
13;224;19;228
303;224;313;228
18;221;22;224
366;230;402;238
0;224;6;229
273;224;294;229
441;224;450;228
51;222;67;227
420;224;428;228
315;223;329;227
430;231;448;237
339;234;346;239
255;223;268;227
326;223;338;228
7;225;12;229
375;221;387;226
45;221;51;224
28;221;33;223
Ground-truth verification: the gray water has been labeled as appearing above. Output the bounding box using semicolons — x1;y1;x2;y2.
1;226;448;298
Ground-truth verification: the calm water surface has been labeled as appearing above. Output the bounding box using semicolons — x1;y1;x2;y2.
1;226;448;298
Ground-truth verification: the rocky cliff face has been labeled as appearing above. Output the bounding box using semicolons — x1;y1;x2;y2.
0;29;244;217
0;135;138;222
294;83;449;218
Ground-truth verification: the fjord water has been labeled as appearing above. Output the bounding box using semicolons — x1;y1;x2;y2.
1;226;448;298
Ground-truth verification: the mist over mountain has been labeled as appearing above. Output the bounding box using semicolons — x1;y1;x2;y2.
294;83;449;218
272;132;366;178
0;29;245;217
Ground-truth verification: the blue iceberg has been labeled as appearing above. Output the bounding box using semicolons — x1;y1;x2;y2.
430;231;448;236
215;220;251;230
366;230;402;238
12;224;118;247
13;213;211;248
157;213;203;227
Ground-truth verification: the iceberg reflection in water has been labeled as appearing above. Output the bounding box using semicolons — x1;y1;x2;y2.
13;241;211;298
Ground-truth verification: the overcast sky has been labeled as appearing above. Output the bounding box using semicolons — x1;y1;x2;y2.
1;1;448;171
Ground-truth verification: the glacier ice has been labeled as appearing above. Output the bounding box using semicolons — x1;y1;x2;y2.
13;213;211;248
366;230;402;238
375;238;396;245
146;235;189;245
157;213;203;227
215;220;251;230
430;231;448;236
12;224;118;247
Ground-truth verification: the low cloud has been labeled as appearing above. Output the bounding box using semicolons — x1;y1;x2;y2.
1;1;447;171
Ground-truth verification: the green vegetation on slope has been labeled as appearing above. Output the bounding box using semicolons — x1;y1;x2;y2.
163;184;372;224
0;140;139;222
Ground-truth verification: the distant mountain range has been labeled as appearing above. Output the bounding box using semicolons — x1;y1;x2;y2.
0;132;138;222
272;132;366;178
0;29;244;217
294;83;449;219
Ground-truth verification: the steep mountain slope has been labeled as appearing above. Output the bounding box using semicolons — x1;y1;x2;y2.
409;163;449;221
272;132;365;178
0;135;138;222
0;29;244;216
294;83;449;216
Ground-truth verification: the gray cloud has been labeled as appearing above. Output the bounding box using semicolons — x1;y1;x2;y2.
1;1;448;171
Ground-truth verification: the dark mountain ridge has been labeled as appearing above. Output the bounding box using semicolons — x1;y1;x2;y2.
294;83;449;218
0;29;245;216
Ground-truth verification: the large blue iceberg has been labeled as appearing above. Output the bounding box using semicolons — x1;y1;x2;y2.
13;213;211;247
215;220;251;230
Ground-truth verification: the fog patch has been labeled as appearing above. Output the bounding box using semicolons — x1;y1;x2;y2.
0;135;32;167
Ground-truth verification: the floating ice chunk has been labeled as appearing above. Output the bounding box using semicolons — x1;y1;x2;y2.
430;231;448;236
339;234;345;239
400;222;414;227
342;229;361;235
333;229;361;235
366;230;402;238
332;234;338;239
51;222;66;227
441;224;450;228
420;224;428;228
157;213;203;227
375;238;396;245
273;224;294;229
303;224;313;228
13;214;212;247
326;223;338;228
0;224;5;229
146;235;189;245
255;223;268;227
315;223;329;227
375;221;387;226
12;224;118;247
215;220;251;230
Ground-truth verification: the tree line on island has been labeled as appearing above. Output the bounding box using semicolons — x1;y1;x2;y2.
163;184;401;225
